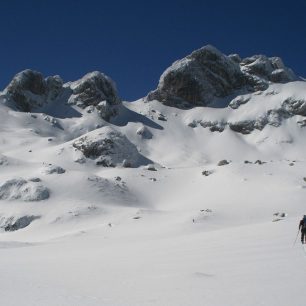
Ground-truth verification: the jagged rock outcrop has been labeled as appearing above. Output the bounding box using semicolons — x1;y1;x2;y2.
72;126;151;167
229;95;251;109
197;97;306;135
240;55;296;84
148;45;246;107
282;97;306;116
147;45;297;108
46;75;64;101
3;70;63;111
68;71;121;120
68;71;120;107
2;70;121;121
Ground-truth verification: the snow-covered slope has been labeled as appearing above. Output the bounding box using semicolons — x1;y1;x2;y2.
0;46;306;306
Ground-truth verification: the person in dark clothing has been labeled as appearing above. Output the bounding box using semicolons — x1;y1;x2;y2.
299;215;306;244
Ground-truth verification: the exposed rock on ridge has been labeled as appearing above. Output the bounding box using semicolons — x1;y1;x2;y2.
68;71;120;120
72;126;151;167
3;70;63;112
147;45;297;108
190;96;306;135
2;70;121;121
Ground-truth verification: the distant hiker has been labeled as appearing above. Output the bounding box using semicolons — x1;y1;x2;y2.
299;215;306;244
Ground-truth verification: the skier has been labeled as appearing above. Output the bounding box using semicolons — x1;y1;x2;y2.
299;215;306;244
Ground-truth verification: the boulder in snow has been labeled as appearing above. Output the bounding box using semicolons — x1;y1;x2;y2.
73;126;151;167
0;178;49;201
145;164;157;171
136;126;153;139
3;215;40;232
202;170;213;176
281;97;306;116
255;160;265;165
229;95;251;109
28;177;42;182
42;165;66;175
218;160;230;166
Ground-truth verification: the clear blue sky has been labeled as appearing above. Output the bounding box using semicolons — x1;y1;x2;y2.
0;0;305;100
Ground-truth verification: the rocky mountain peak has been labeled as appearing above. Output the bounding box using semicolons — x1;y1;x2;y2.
147;45;298;108
69;71;120;107
1;70;121;121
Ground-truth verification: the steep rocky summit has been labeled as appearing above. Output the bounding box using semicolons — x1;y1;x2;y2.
2;70;121;121
3;69;63;111
147;45;297;108
67;71;121;120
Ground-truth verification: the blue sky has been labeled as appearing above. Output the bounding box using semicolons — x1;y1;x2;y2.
0;0;305;100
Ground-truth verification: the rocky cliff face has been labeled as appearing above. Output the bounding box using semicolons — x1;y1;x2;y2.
67;71;121;120
3;70;63;112
2;70;121;121
147;45;297;108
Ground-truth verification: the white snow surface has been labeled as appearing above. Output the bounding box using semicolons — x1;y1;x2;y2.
0;81;306;305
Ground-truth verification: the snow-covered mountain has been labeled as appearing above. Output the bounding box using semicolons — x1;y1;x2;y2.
0;45;306;306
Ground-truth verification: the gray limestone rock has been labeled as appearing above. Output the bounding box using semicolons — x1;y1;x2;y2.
218;160;230;166
136;126;153;139
147;45;297;108
69;71;120;108
0;178;49;201
73;127;150;167
3;70;65;112
147;45;246;107
229;120;257;135
200;120;226;132
42;165;66;175
4;70;48;111
240;55;296;83
4;216;40;231
229;95;251;109
282;97;306;116
2;70;121;122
